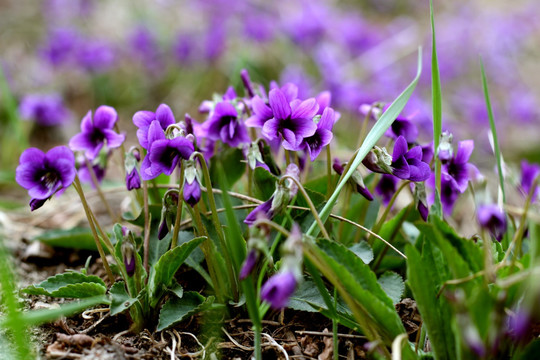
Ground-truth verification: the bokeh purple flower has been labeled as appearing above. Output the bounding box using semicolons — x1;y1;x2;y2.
477;204;507;241
19;94;70;126
16;146;76;211
520;161;540;201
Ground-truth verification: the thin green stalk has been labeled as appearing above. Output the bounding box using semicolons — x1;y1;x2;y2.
430;0;443;201
171;162;185;249
285;150;291;166
0;237;32;359
73;176;114;283
337;186;353;241
326;146;334;198
142;180;151;273
280;175;330;239
87;209;114;254
370;180;410;238
333;287;339;360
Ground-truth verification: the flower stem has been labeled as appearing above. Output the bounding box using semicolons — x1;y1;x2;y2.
142;179;150;274
280;175;330;239
171;162;185;249
326;146;334;199
83;157;117;222
73;176;115;283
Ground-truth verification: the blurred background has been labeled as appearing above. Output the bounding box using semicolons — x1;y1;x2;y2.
1;0;539;189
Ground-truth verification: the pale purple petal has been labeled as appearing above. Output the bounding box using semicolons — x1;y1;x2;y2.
93;106;117;129
262;118;280;140
269;89;291;120
455;140;474;164
132;110;155;128
103;129;125;148
291;98;319;120
280;83;298;102
156;104;176;128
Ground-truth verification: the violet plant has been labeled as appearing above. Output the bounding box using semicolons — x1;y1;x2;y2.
7;5;540;358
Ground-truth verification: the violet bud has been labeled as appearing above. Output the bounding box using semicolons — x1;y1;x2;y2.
121;241;136;277
126;168;141;191
158;218;169;241
240;69;255;98
183;160;201;207
362;146;393;175
239;249;258;280
414;182;429;221
507;308;531;342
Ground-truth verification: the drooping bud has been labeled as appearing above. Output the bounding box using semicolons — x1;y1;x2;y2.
239;250;259;280
121;240;136;277
240;69;255;98
414;182;429;221
158;189;179;240
124;148;141;191
362;146;393;175
183;160;201;207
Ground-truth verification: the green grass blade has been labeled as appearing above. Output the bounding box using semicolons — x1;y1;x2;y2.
430;0;443;208
306;48;423;238
0;237;32;359
480;59;506;205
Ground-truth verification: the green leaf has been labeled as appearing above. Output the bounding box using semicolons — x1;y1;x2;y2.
349;241;374;264
253;166;278;200
169;280;184;298
317;239;393;308
430;0;443;209
406;244;456;360
209;147;245;187
377;271;404;305
307;47;423;238
0;296;109;328
148;236;206;307
109;282;139;316
157;292;214;331
33;228;97;251
22;272;106;298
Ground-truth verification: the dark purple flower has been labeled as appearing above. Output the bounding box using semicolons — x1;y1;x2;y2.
202;101;250;147
239;249;258;280
158;219;169;241
133;104;176;150
390;136;431;182
262;88;318;151
477;204;507;241
16;146;76;211
418;201;429;221
69;106;125;160
376;174;399;205
19;94;70;126
183;178;201;207
384;112;418;144
244;198;274;226
439;172;462;215
260;271;297;309
520;161;540;201
126;168;141;191
301;107;336;161
443;140;474;193
140;121;194;180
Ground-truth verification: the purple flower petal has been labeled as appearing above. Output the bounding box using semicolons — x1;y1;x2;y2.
291;98;319;120
392;156;410;179
455;140;474;164
93;105;117;129
269;89;292;120
392;136;409;159
260;271;297;309
156;104;176;128
132;110;155;128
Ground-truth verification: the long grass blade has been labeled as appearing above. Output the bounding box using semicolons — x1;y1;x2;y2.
306;48;423;237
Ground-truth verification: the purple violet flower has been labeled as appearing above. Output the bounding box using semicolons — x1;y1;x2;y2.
390;136;431;182
69;106;125;160
202;101;250;147
443;140;475;193
376;174;399;205
520;161;540;201
301;107;336;161
260;271;297;309
76;39;116;73
140;121;194;180
244;198;274;226
439;172;462;215
133;104;176;150
477;204;507;241
262;88;318;151
16;146;76;211
19;94;70;126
